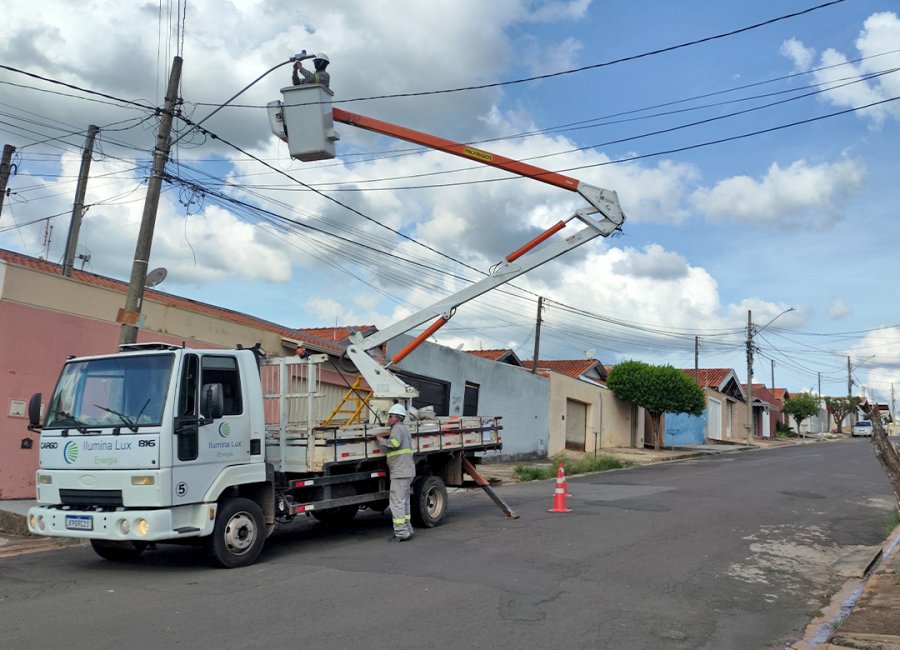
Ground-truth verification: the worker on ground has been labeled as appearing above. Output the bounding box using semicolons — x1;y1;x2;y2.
293;52;330;89
376;402;415;541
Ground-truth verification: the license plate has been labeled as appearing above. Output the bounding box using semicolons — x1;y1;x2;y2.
65;515;93;531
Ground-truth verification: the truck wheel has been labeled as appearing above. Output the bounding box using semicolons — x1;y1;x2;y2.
90;539;148;561
411;475;447;528
207;497;265;568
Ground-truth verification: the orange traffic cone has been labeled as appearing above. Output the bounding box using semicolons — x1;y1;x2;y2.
557;462;572;497
547;463;572;513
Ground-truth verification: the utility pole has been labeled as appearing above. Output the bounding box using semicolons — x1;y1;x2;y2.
119;56;182;345
531;296;543;374
694;336;699;380
0;144;16;217
818;371;823;433
770;359;775;391
847;356;853;397
62;125;99;277
746;309;753;444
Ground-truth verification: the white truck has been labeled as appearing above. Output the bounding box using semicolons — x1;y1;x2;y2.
26;346;506;567
25;80;626;567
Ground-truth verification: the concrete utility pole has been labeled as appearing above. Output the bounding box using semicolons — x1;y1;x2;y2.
848;356;853;397
770;359;775;391
746;310;754;444
531;296;543;374
694;336;699;380
0;144;16;217
119;56;183;345
62;125;99;277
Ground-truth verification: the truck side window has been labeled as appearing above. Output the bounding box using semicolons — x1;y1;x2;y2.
201;356;242;416
177;354;200;461
178;354;199;417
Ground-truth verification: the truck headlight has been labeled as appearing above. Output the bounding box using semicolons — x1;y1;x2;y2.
117;518;130;535
134;519;150;537
38;474;53;485
131;475;155;486
29;514;37;530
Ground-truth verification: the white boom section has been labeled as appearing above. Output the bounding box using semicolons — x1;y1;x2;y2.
346;185;625;399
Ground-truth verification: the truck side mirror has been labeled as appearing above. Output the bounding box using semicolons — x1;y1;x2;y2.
27;393;42;430
201;383;224;420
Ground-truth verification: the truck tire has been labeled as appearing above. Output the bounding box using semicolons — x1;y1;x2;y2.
90;539;148;561
207;497;265;568
411;475;447;528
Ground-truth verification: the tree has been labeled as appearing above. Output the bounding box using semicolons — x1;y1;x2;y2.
823;396;861;434
863;404;900;514
782;393;819;434
606;361;706;450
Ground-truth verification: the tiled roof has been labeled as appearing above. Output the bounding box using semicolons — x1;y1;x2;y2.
0;248;347;354
298;325;376;344
465;349;517;362
681;368;733;389
773;388;789;402
743;384;778;407
524;359;603;380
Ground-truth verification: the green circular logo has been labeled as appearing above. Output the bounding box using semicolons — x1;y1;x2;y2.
63;441;79;464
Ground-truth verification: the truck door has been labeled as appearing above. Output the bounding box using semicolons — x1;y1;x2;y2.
171;353;252;505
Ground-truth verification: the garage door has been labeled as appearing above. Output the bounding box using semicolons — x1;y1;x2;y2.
565;399;587;451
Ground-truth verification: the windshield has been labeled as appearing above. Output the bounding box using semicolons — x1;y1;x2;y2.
45;354;174;429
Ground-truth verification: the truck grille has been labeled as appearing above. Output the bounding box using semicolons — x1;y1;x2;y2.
59;489;124;508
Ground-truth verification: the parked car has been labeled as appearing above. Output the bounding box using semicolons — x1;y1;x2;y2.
851;419;873;436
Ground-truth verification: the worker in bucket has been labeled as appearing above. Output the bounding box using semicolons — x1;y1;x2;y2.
293;52;330;89
376;402;415;541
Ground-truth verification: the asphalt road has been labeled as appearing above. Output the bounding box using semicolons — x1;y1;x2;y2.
0;439;896;650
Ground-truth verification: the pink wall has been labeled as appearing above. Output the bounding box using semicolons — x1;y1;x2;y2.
0;301;215;499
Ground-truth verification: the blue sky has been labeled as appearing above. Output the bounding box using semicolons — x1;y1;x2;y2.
1;0;899;405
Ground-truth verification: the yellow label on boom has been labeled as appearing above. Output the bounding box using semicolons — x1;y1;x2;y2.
463;147;493;162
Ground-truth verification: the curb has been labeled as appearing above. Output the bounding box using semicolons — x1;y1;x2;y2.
0;509;28;537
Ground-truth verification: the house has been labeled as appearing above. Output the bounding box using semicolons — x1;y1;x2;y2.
664;369;748;444
747;384;781;438
519;359;640;454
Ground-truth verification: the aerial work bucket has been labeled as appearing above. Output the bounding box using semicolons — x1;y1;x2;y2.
267;84;340;161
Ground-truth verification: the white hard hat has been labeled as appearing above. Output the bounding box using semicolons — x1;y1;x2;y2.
388;403;406;417
313;52;330;63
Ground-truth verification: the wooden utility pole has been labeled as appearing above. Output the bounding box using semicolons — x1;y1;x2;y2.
62;125;99;277
531;296;543;374
119;56;183;345
0;144;16;217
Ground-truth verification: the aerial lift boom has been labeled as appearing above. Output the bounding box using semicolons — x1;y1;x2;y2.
268;85;626;400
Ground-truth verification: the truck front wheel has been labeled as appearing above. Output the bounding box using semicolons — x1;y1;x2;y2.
90;539;148;561
411;475;447;528
207;497;265;568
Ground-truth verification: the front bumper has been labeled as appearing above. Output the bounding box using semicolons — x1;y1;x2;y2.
27;503;217;542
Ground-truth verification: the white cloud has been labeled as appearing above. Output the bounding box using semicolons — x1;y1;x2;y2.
690;158;865;226
828;299;850;319
780;38;815;72
779;12;900;125
613;244;689;281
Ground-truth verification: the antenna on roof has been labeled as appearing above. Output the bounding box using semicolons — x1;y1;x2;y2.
145;267;168;288
585;348;595;359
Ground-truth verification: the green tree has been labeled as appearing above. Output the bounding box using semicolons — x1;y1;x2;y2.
606;361;706;450
782;393;819;434
823;396;861;434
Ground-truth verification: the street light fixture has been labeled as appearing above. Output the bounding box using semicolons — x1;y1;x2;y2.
746;307;795;444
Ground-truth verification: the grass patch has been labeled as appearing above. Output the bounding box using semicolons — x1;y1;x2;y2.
888;509;900;532
513;454;631;481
